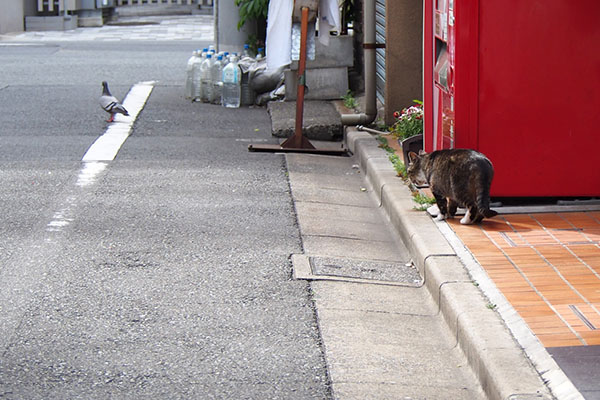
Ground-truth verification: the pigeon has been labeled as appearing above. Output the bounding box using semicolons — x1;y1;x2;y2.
99;81;129;122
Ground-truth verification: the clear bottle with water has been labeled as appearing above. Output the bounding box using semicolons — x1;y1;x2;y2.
222;55;241;108
242;43;251;58
185;50;198;99
200;53;214;103
192;50;206;102
211;54;224;105
256;47;264;61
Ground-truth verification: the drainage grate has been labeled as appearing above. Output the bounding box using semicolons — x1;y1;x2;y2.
292;254;422;286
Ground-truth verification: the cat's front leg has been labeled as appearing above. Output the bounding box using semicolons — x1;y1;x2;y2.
460;206;481;225
460;208;472;224
432;193;448;221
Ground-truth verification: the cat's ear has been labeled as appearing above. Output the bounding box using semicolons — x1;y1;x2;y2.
418;150;426;155
408;151;419;163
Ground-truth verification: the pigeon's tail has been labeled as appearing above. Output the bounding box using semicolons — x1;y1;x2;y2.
102;101;129;116
111;103;129;116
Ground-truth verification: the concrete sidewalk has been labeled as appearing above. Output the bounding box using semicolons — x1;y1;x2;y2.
285;150;487;399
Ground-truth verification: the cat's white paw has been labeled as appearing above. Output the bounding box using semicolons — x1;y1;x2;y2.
435;213;446;221
460;209;473;225
427;204;440;217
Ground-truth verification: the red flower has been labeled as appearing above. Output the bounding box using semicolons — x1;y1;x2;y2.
393;111;400;118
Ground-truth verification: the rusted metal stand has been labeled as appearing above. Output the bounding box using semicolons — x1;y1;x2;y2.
248;5;349;156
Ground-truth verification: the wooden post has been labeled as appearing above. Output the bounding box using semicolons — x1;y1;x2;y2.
280;6;315;150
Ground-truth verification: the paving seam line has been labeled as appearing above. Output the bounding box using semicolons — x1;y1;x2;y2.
346;127;555;400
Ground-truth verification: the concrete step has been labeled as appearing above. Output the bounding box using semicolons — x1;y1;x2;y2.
268;100;343;141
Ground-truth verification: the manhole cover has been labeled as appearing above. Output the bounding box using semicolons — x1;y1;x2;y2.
297;255;422;286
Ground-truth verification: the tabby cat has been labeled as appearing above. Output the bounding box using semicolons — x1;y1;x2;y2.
407;149;498;224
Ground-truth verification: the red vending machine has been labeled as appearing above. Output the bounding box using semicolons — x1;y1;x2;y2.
423;0;600;197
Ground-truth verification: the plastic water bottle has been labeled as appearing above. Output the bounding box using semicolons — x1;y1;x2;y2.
185;50;198;99
256;47;264;61
242;43;251;58
200;53;214;103
222;55;241;108
192;50;206;101
211;54;224;104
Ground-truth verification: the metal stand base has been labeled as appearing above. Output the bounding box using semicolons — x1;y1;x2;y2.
248;143;349;156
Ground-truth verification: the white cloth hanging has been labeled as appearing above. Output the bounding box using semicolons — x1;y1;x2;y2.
265;0;341;71
318;0;341;46
266;0;294;71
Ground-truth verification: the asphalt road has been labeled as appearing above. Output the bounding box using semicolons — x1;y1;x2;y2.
0;40;331;398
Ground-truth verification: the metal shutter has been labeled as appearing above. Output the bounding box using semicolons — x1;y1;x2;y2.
375;0;386;104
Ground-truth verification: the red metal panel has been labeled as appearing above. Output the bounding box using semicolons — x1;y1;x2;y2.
477;0;600;196
424;0;600;197
452;0;478;150
423;0;435;152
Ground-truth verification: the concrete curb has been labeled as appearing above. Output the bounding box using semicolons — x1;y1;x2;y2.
346;128;554;400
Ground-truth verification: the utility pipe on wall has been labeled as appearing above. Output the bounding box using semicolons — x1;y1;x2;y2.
341;0;378;126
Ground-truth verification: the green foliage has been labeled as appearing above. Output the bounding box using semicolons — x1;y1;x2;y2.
412;192;436;211
377;135;406;177
342;90;358;110
376;135;391;150
245;34;264;58
235;0;269;31
389;154;406;178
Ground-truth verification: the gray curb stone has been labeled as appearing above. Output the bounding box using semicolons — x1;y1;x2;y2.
346;128;553;400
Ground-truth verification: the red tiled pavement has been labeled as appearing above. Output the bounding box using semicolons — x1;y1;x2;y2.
448;212;600;348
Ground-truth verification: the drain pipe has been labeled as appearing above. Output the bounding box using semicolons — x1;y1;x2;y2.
357;125;388;135
341;0;378;126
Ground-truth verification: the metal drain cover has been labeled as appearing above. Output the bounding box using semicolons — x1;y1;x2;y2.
292;254;422;286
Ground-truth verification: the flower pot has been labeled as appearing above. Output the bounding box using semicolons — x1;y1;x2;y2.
399;134;423;167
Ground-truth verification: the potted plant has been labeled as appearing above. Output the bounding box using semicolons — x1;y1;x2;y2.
390;100;424;167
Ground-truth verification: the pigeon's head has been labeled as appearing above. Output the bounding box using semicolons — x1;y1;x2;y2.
102;81;108;88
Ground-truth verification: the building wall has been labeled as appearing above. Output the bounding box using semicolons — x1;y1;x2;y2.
384;0;423;125
0;0;25;34
215;0;255;54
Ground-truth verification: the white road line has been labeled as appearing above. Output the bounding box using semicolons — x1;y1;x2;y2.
76;161;108;187
45;81;154;232
82;80;155;162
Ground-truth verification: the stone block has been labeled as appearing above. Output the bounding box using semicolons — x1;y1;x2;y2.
290;35;354;70
25;15;78;31
77;9;103;27
285;67;348;101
